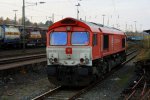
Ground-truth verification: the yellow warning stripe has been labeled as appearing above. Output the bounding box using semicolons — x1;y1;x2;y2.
5;32;21;35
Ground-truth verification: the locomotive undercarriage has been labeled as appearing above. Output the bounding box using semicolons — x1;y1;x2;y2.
47;51;126;86
47;65;93;86
93;51;126;78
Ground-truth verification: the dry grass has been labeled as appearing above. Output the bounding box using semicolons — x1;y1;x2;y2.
136;49;150;61
142;35;150;48
136;35;150;61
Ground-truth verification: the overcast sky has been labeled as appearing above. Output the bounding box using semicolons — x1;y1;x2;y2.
0;0;150;31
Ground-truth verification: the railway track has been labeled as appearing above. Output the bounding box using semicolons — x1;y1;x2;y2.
126;49;138;56
0;53;46;70
124;76;144;100
0;48;45;58
123;69;150;100
32;50;138;100
123;76;150;100
0;53;46;64
0;48;135;71
141;88;150;100
121;49;150;100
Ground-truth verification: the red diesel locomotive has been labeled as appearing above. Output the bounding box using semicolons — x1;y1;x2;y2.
46;17;126;86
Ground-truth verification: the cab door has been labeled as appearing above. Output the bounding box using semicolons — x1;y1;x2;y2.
92;33;100;60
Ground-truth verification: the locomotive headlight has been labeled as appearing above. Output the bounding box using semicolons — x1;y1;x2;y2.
48;53;58;64
80;53;90;64
80;58;84;63
66;26;72;31
54;58;58;63
85;58;89;64
49;58;54;63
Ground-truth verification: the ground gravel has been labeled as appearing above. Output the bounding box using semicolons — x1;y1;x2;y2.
0;66;55;100
80;59;137;100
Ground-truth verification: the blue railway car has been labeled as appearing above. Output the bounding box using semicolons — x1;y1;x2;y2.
127;35;144;41
130;36;143;41
0;25;21;48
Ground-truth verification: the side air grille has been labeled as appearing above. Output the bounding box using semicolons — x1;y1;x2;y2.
61;19;76;25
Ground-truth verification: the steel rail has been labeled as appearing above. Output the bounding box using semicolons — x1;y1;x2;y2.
125;76;144;100
125;90;136;100
126;49;138;56
0;58;46;70
0;53;46;64
125;60;148;100
141;81;147;96
0;53;46;70
0;48;45;58
68;79;103;100
31;86;62;100
141;88;150;100
132;76;144;90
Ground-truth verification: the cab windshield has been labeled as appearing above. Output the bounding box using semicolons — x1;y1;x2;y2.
71;32;89;45
50;32;67;45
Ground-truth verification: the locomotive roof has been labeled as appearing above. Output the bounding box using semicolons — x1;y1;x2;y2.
48;17;124;35
84;21;123;34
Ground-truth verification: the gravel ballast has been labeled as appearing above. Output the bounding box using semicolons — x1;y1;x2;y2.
80;59;136;100
0;66;55;100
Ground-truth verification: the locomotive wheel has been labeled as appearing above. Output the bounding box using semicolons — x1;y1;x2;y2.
107;61;112;72
102;61;107;74
97;60;107;78
91;74;98;83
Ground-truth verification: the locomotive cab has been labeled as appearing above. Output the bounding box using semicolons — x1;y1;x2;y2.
48;31;92;66
47;18;94;86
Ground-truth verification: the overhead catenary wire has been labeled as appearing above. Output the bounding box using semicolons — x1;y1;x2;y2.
0;1;64;23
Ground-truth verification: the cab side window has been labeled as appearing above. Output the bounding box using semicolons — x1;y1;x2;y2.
93;34;97;46
103;35;109;50
122;38;125;48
